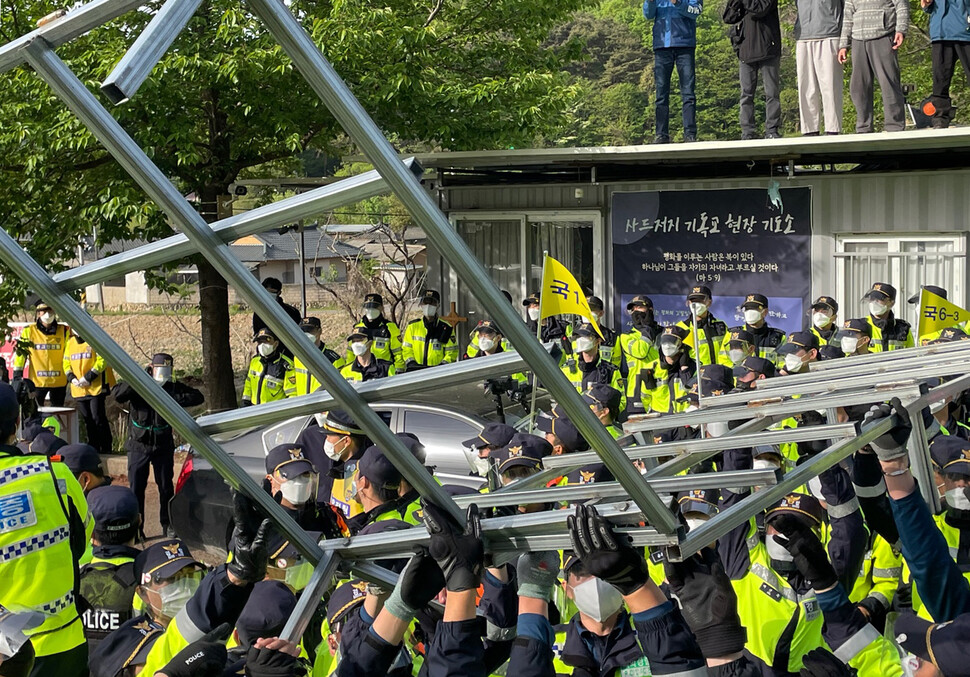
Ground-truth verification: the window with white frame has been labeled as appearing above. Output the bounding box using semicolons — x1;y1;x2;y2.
835;234;965;326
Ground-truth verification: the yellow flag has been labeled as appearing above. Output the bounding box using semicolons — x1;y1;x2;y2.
540;255;603;338
918;288;969;338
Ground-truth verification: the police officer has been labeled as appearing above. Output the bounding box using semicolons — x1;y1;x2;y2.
252;277;302;338
522;292;569;343
63;325;115;455
57;442;111;495
290;316;344;398
242;328;294;406
619;295;661;416
462;421;517;482
401;290;458;370
649;326;696;414
350;293;404;371
320;579;367;672
317;409;371;519
263;443;344;540
0;381;91;677
677;285;728;367
225;581;298;672
13;300;70;407
537;406;614;486
113;354;204;540
579;296;622;368
777;330;820;375
346;444;404;533
731;355;776;391
724;293;787;367
582;383;624;439
863;282;914;352
807;295;839;345
560;323;626;411
80;485;141;651
465;318;511;359
835;318;873;356
340;327;396;382
723;328;756;367
491;434;554;496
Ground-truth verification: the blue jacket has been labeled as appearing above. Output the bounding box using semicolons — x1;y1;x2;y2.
924;0;970;41
644;0;703;49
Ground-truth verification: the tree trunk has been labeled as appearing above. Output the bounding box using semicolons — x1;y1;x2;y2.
197;185;237;413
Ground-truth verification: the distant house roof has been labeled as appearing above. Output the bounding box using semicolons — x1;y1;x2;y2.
230;227;361;263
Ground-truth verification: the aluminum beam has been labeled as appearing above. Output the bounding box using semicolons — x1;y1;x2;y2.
0;219;324;561
246;0;679;534
101;0;203;104
809;340;970;372
281;551;340;643
625;384;922;433
452;468;780;509
196;342;558;434
51;162;417;292
25;39;463;525
541;423;858;470
0;0;144;74
673;416;886;560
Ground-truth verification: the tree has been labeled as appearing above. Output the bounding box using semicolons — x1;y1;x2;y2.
0;0;592;411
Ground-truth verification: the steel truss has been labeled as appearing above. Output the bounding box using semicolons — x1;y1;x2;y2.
3;0;969;642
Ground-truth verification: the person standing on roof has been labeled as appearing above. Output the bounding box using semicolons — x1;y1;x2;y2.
644;0;702;144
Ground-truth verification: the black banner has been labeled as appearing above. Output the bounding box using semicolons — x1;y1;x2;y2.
611;188;812;334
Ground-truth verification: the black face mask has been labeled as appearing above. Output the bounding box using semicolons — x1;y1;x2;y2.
631;310;653;326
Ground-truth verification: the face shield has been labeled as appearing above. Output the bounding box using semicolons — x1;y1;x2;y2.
152;365;173;384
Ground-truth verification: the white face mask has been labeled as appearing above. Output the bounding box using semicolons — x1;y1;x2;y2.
690;301;708;317
304;332;318;343
812;312;832;329
840;337;859;354
685;517;708;533
930;399;949;414
765;534;794;563
421;304;438;318
527;307;541;321
660;342;681;357
574;337;596;354
753;458;780;471
281;475;314;505
470;454;490;477
707;421;729;437
364;308;381;321
258;342;276;358
477;337;496;352
784;354;804;373
324;437;345;461
743;309;763;325
39;312;55;326
869;300;890;316
946;487;970;511
152;366;172;385
571;577;624;622
728;349;746;365
158;575;200;619
350;341;370;356
807;476;825;502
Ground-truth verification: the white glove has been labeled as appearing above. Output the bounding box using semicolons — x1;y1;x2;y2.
70;378;81;388
78;378;90;388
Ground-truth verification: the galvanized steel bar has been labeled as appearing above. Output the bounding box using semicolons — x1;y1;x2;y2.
24;39;464;525
0;217;324;560
452;468;780;509
100;0;203;104
52;163;417;292
281;550;340;642
196;343;557;434
246;0;680;534
0;0;144;74
540;423;858;470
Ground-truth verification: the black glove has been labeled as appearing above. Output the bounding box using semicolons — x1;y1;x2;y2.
228;492;272;583
245;643;306;677
422;502;484;592
772;516;837;591
567;504;649;596
159;624;231;677
406;360;426;372
861;397;912;462
856;595;887;632
383;547;447;620
664;547;746;658
798;647;856;677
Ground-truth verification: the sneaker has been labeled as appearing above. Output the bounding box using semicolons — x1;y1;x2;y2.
653;135;671;144
766;131;783;139
740;133;757;140
683;135;698;143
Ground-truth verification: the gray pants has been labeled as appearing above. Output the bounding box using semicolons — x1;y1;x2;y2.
740;57;782;138
849;36;906;132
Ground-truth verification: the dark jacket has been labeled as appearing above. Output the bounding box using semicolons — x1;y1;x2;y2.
644;0;704;49
252;298;302;337
113;380;204;455
723;0;782;64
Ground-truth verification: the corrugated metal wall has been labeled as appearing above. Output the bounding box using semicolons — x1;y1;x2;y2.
432;169;970;318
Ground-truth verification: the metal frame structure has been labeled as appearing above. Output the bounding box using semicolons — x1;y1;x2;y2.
3;0;970;646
